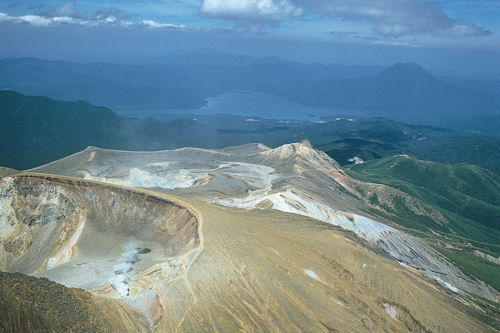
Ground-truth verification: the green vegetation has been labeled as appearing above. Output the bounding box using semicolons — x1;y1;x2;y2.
3;90;500;177
348;155;500;292
0;90;220;170
404;134;500;176
347;155;500;269
316;138;400;165
311;120;500;175
434;247;500;292
348;155;500;231
390;195;449;232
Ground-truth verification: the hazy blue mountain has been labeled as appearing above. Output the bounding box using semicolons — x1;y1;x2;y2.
0;58;209;110
0;57;379;111
3;57;498;135
440;76;500;95
4;58;494;115
290;63;500;116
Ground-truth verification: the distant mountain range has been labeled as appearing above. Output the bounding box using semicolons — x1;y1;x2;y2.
0;90;218;169
1;57;499;135
2;90;500;175
0;57;381;111
287;62;500;125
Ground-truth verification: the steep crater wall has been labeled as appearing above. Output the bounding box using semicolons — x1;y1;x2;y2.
0;173;201;277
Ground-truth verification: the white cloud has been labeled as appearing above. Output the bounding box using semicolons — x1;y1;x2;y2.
0;1;101;27
199;0;303;23
93;7;131;21
0;12;84;27
302;0;491;37
439;23;490;37
42;0;83;19
196;0;490;37
142;20;187;29
0;2;187;31
371;40;421;48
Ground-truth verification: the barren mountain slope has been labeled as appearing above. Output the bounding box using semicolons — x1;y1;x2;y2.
1;173;497;332
31;141;500;302
1;141;498;331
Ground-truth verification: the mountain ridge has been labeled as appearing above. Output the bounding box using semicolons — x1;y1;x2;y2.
375;62;440;83
348;155;500;232
2;90;500;176
2;57;499;124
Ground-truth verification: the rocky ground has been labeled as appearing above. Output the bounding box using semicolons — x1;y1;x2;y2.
0;142;498;332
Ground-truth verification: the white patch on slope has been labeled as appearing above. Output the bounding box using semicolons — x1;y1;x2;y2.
0;177;16;236
304;269;320;281
109;242;139;297
83;168;207;189
87;151;96;162
433;276;460;293
47;217;85;269
217;162;279;196
383;303;398;320
348;156;364;164
218;188;392;241
82;161;276;193
257;143;270;151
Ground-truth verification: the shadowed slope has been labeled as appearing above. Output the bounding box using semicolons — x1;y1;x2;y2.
0;271;150;333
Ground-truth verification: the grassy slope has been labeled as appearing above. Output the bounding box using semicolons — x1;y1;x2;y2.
347;156;500;293
0;90;220;170
307;118;500;175
404;134;500;176
433;247;500;292
348;155;500;231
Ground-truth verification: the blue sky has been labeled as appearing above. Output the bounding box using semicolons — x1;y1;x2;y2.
1;0;499;73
